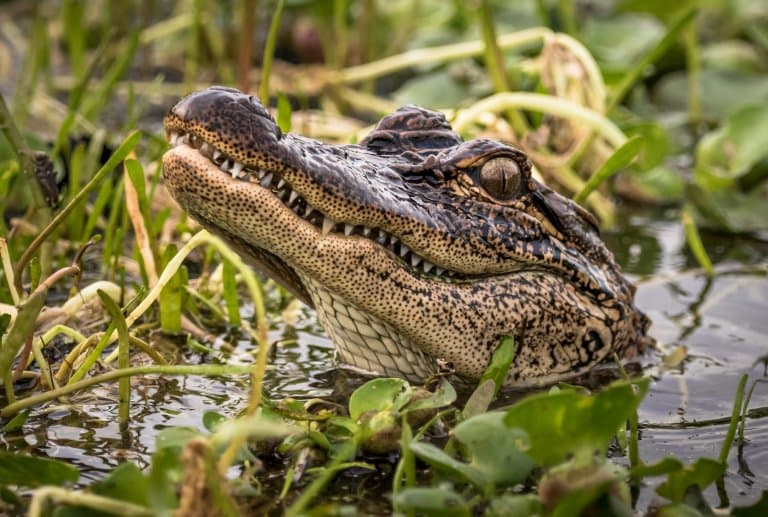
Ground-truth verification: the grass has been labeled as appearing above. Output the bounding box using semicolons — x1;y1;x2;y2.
0;0;766;514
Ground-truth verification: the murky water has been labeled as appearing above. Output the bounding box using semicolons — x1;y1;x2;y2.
3;207;767;510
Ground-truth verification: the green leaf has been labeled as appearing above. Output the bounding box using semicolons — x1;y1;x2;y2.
655;457;725;503
159;244;183;334
0;288;47;385
348;378;411;421
695;104;768;189
92;462;150;508
277;94;292;133
0;451;79;487
630;457;684;480
409;441;488;489
222;258;240;327
202;410;226;432
403;378;457;413
479;335;516;392
575;135;643;204
392;485;471;517
486;494;542;517
155;426;203;451
503;378;650;467
452;412;534;488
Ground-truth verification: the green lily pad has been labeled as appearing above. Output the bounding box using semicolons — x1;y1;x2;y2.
503;378;650;467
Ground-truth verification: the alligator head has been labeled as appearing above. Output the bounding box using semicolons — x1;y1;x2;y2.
162;86;651;386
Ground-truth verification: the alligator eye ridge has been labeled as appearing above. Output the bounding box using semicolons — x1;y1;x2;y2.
478;157;521;200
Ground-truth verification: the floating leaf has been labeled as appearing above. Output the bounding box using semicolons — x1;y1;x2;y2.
503;378;650;467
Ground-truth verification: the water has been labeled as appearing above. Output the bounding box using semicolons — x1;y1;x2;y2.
2;207;767;510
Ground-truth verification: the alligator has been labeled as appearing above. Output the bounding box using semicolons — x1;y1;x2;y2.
162;86;652;386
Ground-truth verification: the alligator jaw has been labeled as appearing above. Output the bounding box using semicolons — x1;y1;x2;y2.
161;87;652;385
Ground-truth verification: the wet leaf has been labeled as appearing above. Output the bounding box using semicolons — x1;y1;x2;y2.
348;378;411;421
0;451;79;487
503;378;650;467
155;426;203;451
409;441;487;488
404;378;456;413
452;412;534;487
655;457;724;503
392;485;471;517
630;457;684;480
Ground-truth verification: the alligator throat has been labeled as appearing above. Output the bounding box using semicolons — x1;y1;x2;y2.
162;86;652;386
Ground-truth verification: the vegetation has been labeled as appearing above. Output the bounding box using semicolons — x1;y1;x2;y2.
0;0;767;515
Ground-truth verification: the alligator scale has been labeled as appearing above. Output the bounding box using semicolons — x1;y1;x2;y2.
162;87;651;386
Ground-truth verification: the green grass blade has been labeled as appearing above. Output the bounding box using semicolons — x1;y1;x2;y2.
259;0;286;105
574;135;642;204
607;6;697;112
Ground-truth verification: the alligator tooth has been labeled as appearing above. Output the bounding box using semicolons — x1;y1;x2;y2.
400;244;410;257
277;179;285;189
321;217;337;235
377;233;387;245
422;261;434;273
219;160;230;172
344;224;354;236
260;173;273;187
362;227;372;237
410;254;422;268
200;142;212;155
169;132;179;145
389;235;399;245
303;204;314;217
256;169;266;180
435;267;445;276
288;191;299;205
231;162;244;178
213;149;222;161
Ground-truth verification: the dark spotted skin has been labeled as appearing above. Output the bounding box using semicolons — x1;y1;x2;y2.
162;86;652;386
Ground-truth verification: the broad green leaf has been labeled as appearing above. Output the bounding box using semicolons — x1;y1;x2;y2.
393;485;471;517
452;412;534;487
348;378;411;421
202;411;226;432
695;104;768;189
0;451;79;487
409;441;487;489
503;378;650;467
92;462;150;507
656;69;768;120
656;457;725;503
630;457;684;480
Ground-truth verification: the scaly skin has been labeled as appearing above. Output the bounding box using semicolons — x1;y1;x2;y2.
162;87;652;386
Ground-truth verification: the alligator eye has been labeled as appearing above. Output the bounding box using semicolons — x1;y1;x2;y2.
478;158;521;200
